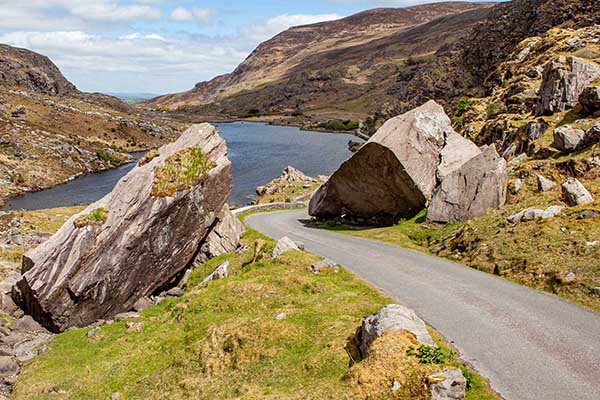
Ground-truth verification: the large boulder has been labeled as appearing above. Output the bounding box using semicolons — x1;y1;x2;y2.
14;124;235;332
562;178;594;206
193;205;244;265
427;146;508;223
309;101;480;223
535;56;600;116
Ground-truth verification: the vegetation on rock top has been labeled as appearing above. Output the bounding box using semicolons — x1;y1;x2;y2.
73;208;109;229
151;147;215;197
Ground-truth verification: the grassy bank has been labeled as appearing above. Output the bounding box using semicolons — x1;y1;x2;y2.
10;209;497;400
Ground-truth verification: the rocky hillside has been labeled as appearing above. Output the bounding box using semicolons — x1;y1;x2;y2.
385;0;600;120
141;2;495;124
0;44;180;205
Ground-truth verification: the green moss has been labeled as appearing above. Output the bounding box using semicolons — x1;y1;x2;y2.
96;149;121;167
73;208;108;228
151;147;215;197
319;119;359;132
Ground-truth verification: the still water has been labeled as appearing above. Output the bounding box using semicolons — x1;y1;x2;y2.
3;122;357;210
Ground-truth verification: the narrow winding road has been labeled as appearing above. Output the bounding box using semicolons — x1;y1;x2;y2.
246;209;600;400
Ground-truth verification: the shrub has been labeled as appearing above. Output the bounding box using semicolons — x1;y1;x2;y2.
486;102;506;119
96;149;121;166
455;97;471;116
406;344;455;365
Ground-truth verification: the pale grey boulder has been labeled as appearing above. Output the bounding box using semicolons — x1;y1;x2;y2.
199;261;229;286
14;124;234;332
311;259;339;275
427;146;508;224
354;304;435;359
428;369;467;400
272;236;300;258
535;56;600;116
537;175;557;192
309;101;480;223
553;126;585;152
507;206;564;223
562;178;594;206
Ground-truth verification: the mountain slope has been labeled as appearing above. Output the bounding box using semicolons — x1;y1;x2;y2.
142;2;495;122
0;44;179;205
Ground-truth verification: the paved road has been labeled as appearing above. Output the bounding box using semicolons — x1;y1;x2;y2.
246;209;600;400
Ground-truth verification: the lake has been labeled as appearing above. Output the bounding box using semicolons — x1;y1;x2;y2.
3;122;357;211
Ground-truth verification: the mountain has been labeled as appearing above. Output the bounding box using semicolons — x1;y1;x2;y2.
141;2;496;124
0;44;179;204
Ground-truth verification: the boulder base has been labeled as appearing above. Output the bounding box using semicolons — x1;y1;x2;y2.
14;124;234;332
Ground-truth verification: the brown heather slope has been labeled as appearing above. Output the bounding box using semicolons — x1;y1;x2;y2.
0;44;181;205
141;2;495;122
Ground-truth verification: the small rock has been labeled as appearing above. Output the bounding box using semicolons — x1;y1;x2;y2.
553;126;585;152
200;261;229;286
177;269;193;290
114;312;140;322
165;287;184;297
111;392;121;400
525;120;549;140
10;316;45;334
0;294;20;317
86;327;101;338
354;304;435;359
537;175;557;192
555;271;577;285
311;259;339;275
272;236;300;258
562;178;594;206
132;296;153;312
391;381;402;393
275;312;287;321
509;153;527;165
295;242;305;251
427;369;467;400
508;206;563;223
586;241;598;247
126;321;143;333
579;86;600;115
0;356;19;377
579;210;600;219
511;178;522;194
592;287;600;296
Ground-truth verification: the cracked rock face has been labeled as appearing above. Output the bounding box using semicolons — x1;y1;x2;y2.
309;101;480;223
535;56;600;116
427;146;507;223
13;124;234;332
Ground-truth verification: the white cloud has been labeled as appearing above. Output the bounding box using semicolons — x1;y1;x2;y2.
170;7;214;23
0;1;161;30
242;14;341;43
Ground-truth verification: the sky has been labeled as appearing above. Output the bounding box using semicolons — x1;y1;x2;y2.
0;0;496;94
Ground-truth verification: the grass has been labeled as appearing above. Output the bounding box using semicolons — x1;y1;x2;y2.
73;208;109;228
151;147;215;197
0;206;85;264
318;157;600;312
257;181;322;205
11;215;498;400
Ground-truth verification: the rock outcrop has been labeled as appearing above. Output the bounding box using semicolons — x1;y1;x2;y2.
579;86;600;116
427;146;507;223
13;124;236;332
535;56;600;116
309;101;482;224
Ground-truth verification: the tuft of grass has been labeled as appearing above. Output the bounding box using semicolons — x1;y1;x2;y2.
138;149;159;166
73;208;108;229
151;147;215;197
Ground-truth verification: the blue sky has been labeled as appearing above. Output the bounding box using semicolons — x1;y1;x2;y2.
0;1;496;94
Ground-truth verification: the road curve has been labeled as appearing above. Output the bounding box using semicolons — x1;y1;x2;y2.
246;209;600;400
